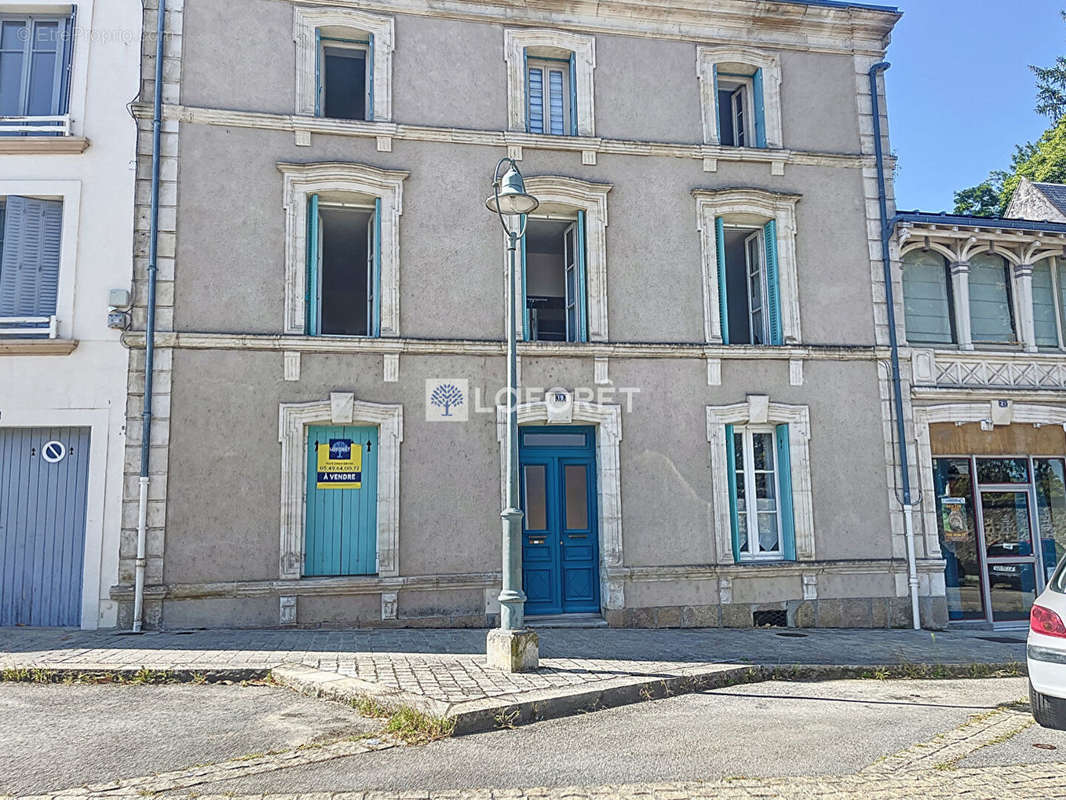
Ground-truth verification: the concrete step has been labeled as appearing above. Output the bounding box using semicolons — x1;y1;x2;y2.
525;613;608;629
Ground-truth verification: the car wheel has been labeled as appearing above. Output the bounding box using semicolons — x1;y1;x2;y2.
1030;681;1066;729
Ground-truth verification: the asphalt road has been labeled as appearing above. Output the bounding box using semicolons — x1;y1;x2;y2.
0;682;380;796
192;677;1045;795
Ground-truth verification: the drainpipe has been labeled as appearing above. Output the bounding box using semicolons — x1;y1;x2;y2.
869;62;921;631
133;0;167;633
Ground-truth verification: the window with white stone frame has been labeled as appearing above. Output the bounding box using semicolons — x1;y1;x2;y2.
293;5;394;122
694;188;800;345
279;162;407;337
504;29;595;137
512;176;611;343
697;46;783;149
706;398;815;565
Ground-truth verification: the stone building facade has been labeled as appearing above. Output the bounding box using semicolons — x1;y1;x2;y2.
113;0;948;630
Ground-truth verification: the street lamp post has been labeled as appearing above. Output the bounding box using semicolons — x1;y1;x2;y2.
485;158;540;673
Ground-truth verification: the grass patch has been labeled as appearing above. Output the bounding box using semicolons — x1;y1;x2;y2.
0;667;268;685
350;695;454;744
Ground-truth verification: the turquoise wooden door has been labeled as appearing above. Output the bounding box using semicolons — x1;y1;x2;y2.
305;425;378;576
519;427;599;615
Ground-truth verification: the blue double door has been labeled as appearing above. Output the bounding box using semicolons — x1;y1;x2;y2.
520;427;600;615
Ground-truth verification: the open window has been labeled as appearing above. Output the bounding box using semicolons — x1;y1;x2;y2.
306;194;380;337
716;218;781;345
317;33;371;120
0;196;62;337
716;72;755;148
525;52;574;136
0;14;75;135
523;216;587;342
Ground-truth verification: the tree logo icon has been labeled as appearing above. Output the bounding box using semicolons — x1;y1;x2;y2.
426;379;469;422
430;383;464;416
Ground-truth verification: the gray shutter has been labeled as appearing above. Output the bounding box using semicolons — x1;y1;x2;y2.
0;196;63;318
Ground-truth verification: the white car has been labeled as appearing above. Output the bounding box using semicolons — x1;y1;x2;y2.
1029;559;1066;729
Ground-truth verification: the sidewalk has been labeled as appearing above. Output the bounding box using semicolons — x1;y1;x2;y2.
0;626;1027;733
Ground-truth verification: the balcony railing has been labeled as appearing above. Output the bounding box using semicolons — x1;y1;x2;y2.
0;115;71;136
0;316;58;338
912;347;1066;391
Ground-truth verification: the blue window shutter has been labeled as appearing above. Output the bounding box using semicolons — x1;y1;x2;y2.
764;219;782;345
0;196;62;320
548;68;565;135
712;65;721;142
520;216;530;340
314;29;323;116
366;33;375;121
526;54;544;134
306;194;320;335
715;216;729;344
775;424;796;561
576;210;588;342
725;423;741;562
373;196;382;336
753;68;766;148
569;52;578;136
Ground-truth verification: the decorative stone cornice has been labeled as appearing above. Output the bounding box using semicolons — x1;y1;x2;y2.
273;0;899;56
0;339;78;356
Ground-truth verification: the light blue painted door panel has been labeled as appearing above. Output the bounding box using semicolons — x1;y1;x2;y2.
520;427;599;615
305;425;377;576
0;427;89;627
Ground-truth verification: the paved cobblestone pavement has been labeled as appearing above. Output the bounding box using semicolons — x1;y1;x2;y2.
0;627;1026;705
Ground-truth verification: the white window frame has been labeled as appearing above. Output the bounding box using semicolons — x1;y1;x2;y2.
716;74;754;148
694;188;801;345
279;162;407;337
696;45;783;149
513;176;611;342
310;199;377;337
732;425;783;561
293;4;394;122
706;398;815;566
504;28;595;137
525;55;571;136
0;180;79;340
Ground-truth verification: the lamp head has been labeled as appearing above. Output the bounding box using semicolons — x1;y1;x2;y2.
486;164;539;216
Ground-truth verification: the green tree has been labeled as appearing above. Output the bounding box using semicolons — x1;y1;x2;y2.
1032;11;1066;123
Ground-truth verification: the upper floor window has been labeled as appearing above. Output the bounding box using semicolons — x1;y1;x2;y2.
513;176;611;343
697;47;782;150
526;55;572;136
279;162;407;338
294;6;393;122
0;196;62;337
505;29;595;138
1032;258;1066;349
902;250;956;345
695;188;800;345
306;194;380;336
523;215;586;342
318;35;369;121
0;14;74;136
968;253;1016;345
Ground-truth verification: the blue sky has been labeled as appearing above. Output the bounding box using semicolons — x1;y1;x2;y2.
886;0;1064;212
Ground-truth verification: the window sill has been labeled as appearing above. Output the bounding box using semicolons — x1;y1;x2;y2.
0;136;89;155
0;338;78;356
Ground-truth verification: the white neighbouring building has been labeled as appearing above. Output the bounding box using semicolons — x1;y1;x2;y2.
0;0;142;629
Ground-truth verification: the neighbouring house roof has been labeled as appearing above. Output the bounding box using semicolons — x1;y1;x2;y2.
895;210;1066;236
1005;177;1066;224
